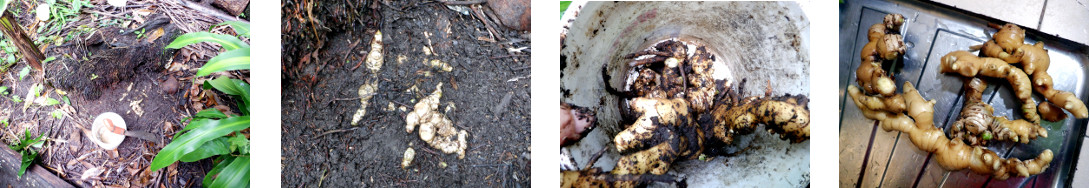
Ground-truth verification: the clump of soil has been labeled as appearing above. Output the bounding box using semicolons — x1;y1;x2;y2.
47;14;181;100
281;0;531;187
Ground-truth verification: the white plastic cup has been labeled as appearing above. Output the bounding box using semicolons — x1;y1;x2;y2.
90;112;127;150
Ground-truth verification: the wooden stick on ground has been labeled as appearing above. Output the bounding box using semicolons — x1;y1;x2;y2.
0;11;45;71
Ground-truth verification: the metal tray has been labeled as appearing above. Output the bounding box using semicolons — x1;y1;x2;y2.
838;0;1089;187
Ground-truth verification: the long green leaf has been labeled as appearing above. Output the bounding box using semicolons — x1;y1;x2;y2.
204;77;245;97
196;47;249;77
194;108;228;119
204;156;234;186
149;116;249;171
209;156;249;188
179;137;230;162
166;32;248;51
204;77;250;114
214;21;250;38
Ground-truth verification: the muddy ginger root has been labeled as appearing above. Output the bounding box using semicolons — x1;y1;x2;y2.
365;30;384;74
405;83;469;159
940;50;1039;123
850;82;1053;180
711;93;810;143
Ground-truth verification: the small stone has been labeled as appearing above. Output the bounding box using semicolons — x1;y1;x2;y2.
213;0;249;16
161;77;179;94
488;0;530;31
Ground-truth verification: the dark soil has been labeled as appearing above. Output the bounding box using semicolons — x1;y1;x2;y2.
281;0;531;187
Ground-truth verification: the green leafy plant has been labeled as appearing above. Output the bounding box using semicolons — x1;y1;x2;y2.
151;21;249;187
166;21;249;77
12;128;44;177
134;28;145;39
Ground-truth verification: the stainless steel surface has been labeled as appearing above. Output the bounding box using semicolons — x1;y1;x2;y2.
839;0;1089;187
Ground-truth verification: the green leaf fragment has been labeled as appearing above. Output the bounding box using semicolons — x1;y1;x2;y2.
18;66;29;80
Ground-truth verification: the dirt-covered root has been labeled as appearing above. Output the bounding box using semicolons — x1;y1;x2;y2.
852;82;1053;180
613;98;692;154
613;141;679;176
711;93;810;144
883;13;905;31
405;83;468;159
685;44;717;114
940;50;1039;123
560;168;677;188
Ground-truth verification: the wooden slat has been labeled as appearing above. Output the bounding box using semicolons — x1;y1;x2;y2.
0;145;75;187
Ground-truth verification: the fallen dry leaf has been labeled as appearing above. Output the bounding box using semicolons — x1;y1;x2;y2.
81;167;105;180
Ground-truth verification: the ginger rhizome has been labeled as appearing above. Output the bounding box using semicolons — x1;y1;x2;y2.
950;78;1047;146
849;82;1052;180
564;38;810;187
857;14;906;97
847;16;1056;181
974;23;1088;121
566;84;809;187
940;50;1040;123
405;83;468;159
